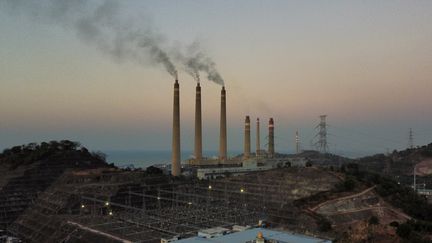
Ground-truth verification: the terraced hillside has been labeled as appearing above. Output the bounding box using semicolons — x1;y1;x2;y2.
2;141;432;242
0;141;111;230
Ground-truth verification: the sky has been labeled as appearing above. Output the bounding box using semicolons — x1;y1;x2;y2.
0;0;432;157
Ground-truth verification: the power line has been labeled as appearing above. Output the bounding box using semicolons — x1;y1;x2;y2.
328;133;391;153
328;124;406;146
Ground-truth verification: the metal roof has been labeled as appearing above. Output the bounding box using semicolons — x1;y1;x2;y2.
174;228;332;243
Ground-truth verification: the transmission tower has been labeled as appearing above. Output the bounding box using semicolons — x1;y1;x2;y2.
315;115;328;153
408;128;414;149
295;130;300;154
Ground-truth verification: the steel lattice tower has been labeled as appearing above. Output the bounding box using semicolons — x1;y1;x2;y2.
408;128;414;149
295;130;300;154
315;115;328;153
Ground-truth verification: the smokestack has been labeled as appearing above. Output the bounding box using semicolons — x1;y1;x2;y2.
268;118;275;158
219;86;227;161
244;116;251;159
256;118;261;157
172;75;181;176
194;82;202;161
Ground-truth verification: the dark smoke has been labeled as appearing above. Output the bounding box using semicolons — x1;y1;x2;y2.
184;52;225;85
1;0;177;77
195;72;200;83
176;42;225;85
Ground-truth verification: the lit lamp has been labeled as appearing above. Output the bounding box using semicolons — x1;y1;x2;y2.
256;232;265;243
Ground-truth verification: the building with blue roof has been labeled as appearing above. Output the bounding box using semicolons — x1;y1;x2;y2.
173;228;332;243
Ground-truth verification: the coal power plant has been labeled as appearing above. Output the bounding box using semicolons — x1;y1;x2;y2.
171;77;283;177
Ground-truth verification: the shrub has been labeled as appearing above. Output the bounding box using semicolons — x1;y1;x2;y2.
397;223;412;238
317;217;332;232
335;176;356;192
389;221;399;228
146;166;163;175
369;216;379;225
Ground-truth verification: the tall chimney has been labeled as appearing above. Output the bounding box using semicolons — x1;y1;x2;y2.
194;82;202;161
244;116;251;159
256;118;261;157
219;86;227;161
171;76;181;176
268;118;275;158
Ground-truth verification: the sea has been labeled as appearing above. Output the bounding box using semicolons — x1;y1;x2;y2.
104;150;242;169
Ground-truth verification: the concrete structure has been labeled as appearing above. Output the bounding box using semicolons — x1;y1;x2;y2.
244;116;251;159
417;189;432;196
256;118;261;157
196;160;272;180
172;77;181;176
242;159;258;168
194;82;202;161
268;118;275;158
418;189;432;203
197;227;229;239
289;157;308;167
219;86;227;161
232;225;252;232
174;228;332;243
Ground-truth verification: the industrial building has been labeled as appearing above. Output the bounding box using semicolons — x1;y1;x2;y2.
173;77;279;175
174;227;332;243
196;160;274;180
0;76;327;243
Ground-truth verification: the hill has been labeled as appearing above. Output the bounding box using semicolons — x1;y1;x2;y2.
0;141;114;229
1;141;432;242
356;143;432;189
